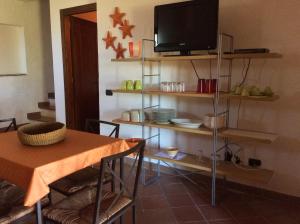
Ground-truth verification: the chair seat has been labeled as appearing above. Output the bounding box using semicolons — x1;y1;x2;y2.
0;180;49;224
50;167;112;195
43;187;132;224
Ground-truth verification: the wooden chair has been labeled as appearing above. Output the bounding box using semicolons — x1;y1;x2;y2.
43;140;145;224
49;120;120;196
0;118;49;223
0;180;49;223
0;118;17;132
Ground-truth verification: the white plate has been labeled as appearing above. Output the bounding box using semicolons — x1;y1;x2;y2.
171;118;203;129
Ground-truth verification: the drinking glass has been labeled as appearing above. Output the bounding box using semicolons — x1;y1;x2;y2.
134;80;142;90
126;80;134;91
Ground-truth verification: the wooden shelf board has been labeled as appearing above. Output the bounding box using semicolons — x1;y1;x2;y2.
113;119;278;143
221;129;278;143
113;119;213;136
109;89;279;102
144;150;273;184
111;53;282;62
111;89;215;98
224;94;280;102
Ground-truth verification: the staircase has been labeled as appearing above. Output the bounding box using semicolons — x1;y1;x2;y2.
27;93;56;122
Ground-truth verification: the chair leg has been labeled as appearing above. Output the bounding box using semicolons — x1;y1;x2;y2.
132;205;136;224
48;190;53;204
111;179;115;192
119;216;123;224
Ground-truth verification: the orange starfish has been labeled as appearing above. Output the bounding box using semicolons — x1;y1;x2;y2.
114;43;127;59
102;31;117;49
119;20;135;39
110;7;126;28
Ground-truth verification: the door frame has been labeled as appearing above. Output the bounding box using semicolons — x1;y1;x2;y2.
60;3;97;129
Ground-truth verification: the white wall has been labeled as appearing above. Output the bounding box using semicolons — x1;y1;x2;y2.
49;0;96;122
0;0;54;124
50;0;300;197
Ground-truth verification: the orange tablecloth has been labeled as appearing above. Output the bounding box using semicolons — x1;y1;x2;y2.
0;129;130;206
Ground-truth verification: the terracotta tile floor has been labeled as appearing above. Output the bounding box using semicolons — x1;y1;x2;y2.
21;173;300;224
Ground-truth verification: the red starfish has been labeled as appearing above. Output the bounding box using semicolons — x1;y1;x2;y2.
119;20;135;39
110;7;126;28
102;31;117;49
114;43;127;59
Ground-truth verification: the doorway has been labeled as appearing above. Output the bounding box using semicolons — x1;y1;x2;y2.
60;4;99;131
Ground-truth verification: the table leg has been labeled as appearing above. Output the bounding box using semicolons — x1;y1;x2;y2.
35;200;43;224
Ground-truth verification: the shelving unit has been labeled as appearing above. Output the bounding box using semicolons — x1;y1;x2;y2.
107;36;282;206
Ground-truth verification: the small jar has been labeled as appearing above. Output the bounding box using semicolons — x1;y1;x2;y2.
180;82;185;92
171;82;176;92
175;82;181;92
160;82;165;91
166;82;172;92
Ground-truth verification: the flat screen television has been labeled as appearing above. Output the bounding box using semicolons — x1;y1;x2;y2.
154;0;219;55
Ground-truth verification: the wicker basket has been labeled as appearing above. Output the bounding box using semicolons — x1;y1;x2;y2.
17;122;66;146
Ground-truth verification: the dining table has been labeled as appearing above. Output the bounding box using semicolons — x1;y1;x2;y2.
0;129;131;224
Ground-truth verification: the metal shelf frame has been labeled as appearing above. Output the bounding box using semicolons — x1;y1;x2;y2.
116;35;234;206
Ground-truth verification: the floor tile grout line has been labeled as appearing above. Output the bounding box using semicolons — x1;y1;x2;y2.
184;182;210;224
220;199;243;224
158;182;181;224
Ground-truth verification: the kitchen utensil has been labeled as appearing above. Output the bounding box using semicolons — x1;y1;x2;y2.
134;80;142;90
120;80;127;90
121;111;131;121
165;147;178;158
130;110;140;122
126;80;134;91
17;122;66;146
151;108;176;124
171;118;203;129
203;114;226;129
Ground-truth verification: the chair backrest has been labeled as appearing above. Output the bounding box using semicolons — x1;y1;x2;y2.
0;118;17;133
85;119;120;138
93;140;145;224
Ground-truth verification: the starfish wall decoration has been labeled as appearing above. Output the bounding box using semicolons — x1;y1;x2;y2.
119;19;135;39
114;43;127;59
110;7;126;28
102;31;117;49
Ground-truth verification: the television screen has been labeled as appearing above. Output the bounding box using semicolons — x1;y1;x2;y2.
154;0;219;54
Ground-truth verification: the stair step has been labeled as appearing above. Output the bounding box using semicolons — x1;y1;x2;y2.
27;112;55;122
38;102;55;111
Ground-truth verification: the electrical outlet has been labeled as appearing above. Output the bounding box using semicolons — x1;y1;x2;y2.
248;158;262;167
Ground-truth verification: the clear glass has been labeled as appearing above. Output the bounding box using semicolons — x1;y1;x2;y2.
176;82;181;92
166;82;172;92
198;149;204;163
160;82;166;91
180;82;185;92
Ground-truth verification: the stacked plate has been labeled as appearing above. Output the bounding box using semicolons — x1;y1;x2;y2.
171;118;203;129
151;108;176;124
